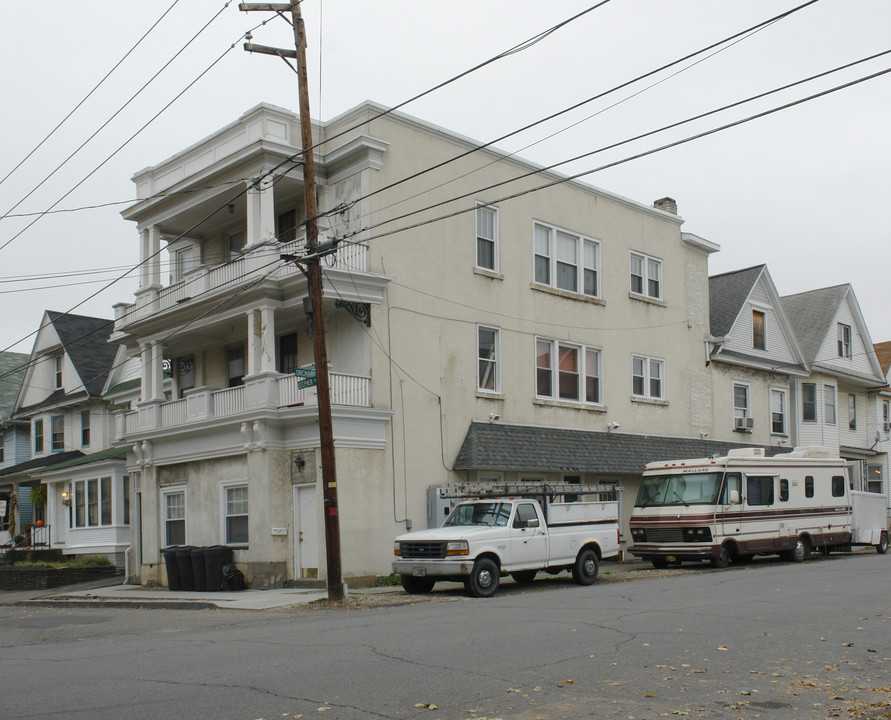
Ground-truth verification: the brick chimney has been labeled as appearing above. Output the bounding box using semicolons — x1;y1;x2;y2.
653;197;677;215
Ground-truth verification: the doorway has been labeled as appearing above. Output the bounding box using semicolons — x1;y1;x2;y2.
293;484;319;579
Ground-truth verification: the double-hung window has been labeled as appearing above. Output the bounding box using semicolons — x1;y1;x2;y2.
535;338;602;404
837;323;852;358
477;326;500;393
733;383;750;430
631;355;664;400
80;410;90;447
54;355;63;388
34;419;44;453
770;388;787;435
224;484;249;546
475;205;498;272
51;416;64;452
752;310;766;350
848;394;857;431
802;383;817;422
532;222;599;297
73;477;113;528
630;252;662;300
163;489;186;546
824;385;836;424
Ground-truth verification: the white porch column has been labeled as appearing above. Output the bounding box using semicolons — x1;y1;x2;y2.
246;176;276;245
151;342;165;401
140;343;153;401
138;226;163;289
246;306;277;377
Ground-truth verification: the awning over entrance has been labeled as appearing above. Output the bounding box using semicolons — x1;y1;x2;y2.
453;421;779;475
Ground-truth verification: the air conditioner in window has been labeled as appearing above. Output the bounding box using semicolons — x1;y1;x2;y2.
734;416;754;431
884;421;891;433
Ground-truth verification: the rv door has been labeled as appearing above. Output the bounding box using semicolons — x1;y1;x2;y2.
721;472;744;538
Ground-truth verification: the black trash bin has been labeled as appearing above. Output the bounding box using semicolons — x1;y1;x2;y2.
163;546;182;591
175;546;195;591
190;547;208;592
204;545;234;591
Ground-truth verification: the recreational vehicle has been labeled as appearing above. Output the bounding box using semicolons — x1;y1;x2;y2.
629;447;889;568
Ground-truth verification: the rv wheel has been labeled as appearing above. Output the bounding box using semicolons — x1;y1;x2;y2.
791;536;810;563
877;532;889;555
710;546;730;569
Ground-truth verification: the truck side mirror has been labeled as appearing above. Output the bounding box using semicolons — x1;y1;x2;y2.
527;518;540;528
729;490;740;505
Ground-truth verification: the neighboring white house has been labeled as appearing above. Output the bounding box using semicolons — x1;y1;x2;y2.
0;351;29;544
707;265;809;447
8;311;130;566
781;285;887;496
871;341;891;514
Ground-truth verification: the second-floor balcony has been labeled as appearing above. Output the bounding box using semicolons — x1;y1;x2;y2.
114;235;369;329
117;371;371;441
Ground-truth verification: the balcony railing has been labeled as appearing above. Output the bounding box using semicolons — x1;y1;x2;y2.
119;373;370;439
115;234;368;327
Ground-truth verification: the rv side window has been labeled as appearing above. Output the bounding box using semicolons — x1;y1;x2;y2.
805;476;814;498
746;476;774;506
721;473;742;503
831;476;846;497
779;479;789;502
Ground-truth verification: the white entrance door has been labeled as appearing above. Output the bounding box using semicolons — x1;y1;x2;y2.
293;484;319;579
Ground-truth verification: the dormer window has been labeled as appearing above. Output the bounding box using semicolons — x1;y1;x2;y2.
752;310;765;350
837;323;852;358
54;355;63;388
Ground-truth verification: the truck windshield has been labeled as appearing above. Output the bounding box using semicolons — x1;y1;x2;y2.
635;472;723;507
444;502;511;527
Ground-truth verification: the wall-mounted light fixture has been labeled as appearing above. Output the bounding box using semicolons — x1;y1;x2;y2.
294;456;306;470
607;421;620;431
61;489;71;506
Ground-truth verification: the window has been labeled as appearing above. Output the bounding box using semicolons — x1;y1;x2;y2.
536;338;602;404
0;447;4;463
824;385;836;425
848;394;857;431
837;323;852;358
477;326;500;393
630;252;662;300
805;476;814;498
122;476;130;525
54;355;63;388
278;208;297;243
884;401;890;430
752;310;766;350
174;246;197;280
733;383;750;421
224;484;249;546
513;503;538;528
279;333;299;374
178;356;195;395
74;480;85;527
802;383;817;422
228;230;245;260
163;489;186;546
80;410;90;447
746;476;774;506
632;355;664;400
228;344;245;388
722;473;742;504
832;476;846;497
100;477;112;525
533;222;599;297
770;388;787;435
779;478;789;502
51;416;64;452
34;419;44;453
475;205;498;271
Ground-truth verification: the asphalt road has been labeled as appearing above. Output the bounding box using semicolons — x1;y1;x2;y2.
1;552;889;720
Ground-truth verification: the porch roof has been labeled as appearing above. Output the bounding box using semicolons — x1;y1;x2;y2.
0;451;85;479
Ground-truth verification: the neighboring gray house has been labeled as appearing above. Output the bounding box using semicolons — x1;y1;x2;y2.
0;351;29;542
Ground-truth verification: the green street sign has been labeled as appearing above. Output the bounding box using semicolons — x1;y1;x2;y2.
297;377;317;389
294;368;316;378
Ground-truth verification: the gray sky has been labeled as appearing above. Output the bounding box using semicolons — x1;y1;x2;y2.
1;0;889;355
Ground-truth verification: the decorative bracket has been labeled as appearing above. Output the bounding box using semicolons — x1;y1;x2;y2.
335;300;371;327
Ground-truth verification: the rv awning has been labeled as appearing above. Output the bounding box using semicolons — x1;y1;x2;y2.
453;421;779;475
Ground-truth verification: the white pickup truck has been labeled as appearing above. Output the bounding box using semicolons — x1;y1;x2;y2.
392;497;620;597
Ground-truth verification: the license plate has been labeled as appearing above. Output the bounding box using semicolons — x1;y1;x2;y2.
412;567;426;577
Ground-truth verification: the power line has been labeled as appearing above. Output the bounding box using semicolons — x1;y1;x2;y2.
0;0;181;190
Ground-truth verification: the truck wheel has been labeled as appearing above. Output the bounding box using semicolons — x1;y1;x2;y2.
790;536;810;563
572;548;599;585
400;575;435;594
710;546;730;569
466;558;500;598
877;532;889;555
651;557;669;569
511;570;537;584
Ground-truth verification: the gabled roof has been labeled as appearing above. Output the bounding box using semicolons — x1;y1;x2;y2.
709;265;765;338
39;447;126;473
875;341;891;379
454;421;779;475
46;311;117;396
781;285;850;364
0;351;28;421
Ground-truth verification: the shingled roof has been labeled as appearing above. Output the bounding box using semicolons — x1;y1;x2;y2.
454;421;779;475
781;285;850;364
0;351;28;421
709;265;764;338
46;311;117;396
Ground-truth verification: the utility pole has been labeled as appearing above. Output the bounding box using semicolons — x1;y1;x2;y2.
239;2;344;601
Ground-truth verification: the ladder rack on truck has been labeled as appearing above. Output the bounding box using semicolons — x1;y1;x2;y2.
439;482;620;499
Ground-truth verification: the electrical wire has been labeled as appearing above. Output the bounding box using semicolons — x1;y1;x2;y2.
0;0;181;190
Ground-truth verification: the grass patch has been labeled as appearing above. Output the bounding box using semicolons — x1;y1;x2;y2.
368;573;401;587
5;555;111;570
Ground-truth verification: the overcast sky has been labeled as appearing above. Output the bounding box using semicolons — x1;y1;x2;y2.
1;0;889;356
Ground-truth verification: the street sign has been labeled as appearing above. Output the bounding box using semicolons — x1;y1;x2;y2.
294;368;316;378
297;377;317;390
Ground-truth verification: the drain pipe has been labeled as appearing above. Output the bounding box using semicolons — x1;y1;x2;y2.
123;546;131;584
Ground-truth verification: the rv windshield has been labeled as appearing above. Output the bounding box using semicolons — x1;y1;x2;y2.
635;472;723;507
444;502;511;527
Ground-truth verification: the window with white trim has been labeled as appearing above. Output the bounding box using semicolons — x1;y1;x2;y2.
533;222;599;297
73;477;113;528
162;488;186;546
752;310;766;350
848;394;857;431
883;400;890;431
80;410;90;447
54;355;63;388
770;388;787;435
223;483;249;546
475;205;498;272
536;338;602;404
630;252;662;300
733;383;750;425
631;355;664;400
51;415;64;452
824;385;836;424
34;419;44;453
802;383;817;422
174;246;198;281
837;323;852;358
477;326;500;393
